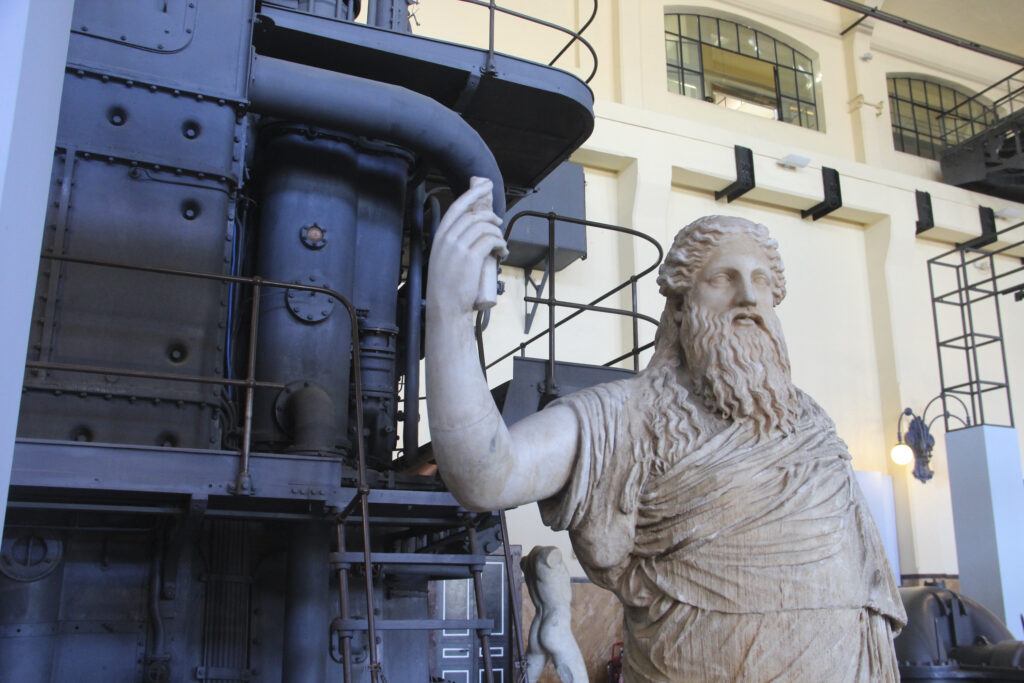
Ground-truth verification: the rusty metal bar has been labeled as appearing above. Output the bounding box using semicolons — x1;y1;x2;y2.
24;361;285;390
468;526;494;683
236;278;262;494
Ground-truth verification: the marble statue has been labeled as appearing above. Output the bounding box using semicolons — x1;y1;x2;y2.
521;546;588;683
425;178;907;682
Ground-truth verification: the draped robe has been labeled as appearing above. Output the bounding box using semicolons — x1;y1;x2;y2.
538;371;906;682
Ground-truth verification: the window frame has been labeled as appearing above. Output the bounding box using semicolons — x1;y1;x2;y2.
886;74;999;160
665;12;821;131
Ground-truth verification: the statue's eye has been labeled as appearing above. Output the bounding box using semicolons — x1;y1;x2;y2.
752;272;770;286
710;271;732;286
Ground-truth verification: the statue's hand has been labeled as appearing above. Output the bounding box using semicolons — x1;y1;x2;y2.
426;178;507;319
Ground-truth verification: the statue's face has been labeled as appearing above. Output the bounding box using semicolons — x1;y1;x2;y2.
675;232;797;433
689;234;775;326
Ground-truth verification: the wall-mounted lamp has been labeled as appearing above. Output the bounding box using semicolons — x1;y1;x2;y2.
891;395;971;483
994;207;1024;221
778;154;811;170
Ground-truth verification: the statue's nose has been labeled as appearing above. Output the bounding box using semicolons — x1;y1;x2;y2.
734;276;757;307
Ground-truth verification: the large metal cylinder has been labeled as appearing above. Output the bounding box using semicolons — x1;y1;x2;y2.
353;149;410;461
252;129;359;453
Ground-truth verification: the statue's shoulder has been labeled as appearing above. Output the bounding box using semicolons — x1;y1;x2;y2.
552;374;638;412
794;389;835;428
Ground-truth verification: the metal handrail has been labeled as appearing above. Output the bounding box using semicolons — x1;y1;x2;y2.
939;67;1024;119
488;211;663;379
455;0;599;83
937;68;1024;145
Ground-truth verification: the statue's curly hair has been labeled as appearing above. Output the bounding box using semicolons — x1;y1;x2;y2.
656;215;787;305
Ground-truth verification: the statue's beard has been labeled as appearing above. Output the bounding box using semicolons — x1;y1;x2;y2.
680;304;800;436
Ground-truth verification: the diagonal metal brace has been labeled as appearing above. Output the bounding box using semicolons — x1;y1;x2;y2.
523;265;549;334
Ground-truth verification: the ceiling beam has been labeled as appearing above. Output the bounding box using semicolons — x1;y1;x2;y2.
823;0;1024;67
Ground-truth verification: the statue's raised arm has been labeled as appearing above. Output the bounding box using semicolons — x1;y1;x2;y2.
424;178;579;512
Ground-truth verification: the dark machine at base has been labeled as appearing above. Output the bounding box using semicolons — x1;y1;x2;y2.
897;586;1024;681
2;1;596;681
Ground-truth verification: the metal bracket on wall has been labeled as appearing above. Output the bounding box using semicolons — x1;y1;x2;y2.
960;206;998;250
915;190;934;234
522;265;550;335
715;145;756;202
801;167;843;220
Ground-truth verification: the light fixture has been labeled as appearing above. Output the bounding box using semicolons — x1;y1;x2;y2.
891;395;971;483
778;154;811;170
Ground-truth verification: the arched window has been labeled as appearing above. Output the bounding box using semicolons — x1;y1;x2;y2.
664;12;820;131
887;75;998;160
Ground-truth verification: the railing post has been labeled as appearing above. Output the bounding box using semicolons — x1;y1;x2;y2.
545;213;557;397
631;276;639;372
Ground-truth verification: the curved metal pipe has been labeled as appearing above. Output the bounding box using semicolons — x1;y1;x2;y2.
248;55;506;217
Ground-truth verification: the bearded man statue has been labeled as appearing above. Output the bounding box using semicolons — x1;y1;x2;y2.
425;179;906;682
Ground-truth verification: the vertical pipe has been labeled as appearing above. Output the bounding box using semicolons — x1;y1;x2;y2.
498;510;527;681
238;279;261;493
343;291;381;683
546;214;556;394
468;527;494;683
402;185;424;459
631;277;639;372
283;522;329;683
335;523;353;683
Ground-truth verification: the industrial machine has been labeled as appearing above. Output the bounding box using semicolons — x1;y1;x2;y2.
2;1;596;681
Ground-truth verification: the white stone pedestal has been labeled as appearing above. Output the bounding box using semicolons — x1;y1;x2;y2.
945;425;1024;638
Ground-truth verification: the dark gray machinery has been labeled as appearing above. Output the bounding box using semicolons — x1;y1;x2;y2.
896;586;1024;681
2;1;596;681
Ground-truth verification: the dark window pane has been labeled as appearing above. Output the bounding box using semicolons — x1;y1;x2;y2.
667;66;683;94
681;15;699;40
739;26;757;57
666;38;681;67
802;103;818;130
797;71;814;100
684;70;704;100
719;20;738;52
893;129;905;153
776;42;794;68
925;82;940;109
778;66;797;98
757;33;776;62
700;16;719;46
887;78;896;96
664;14;679;34
794;52;812;73
780;96;800;124
681;39;700;68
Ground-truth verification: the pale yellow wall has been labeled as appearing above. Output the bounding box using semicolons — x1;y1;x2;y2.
416;0;1024;578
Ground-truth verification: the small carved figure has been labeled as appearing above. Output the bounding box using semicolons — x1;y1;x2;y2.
425;179;906;681
521;546;588;682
